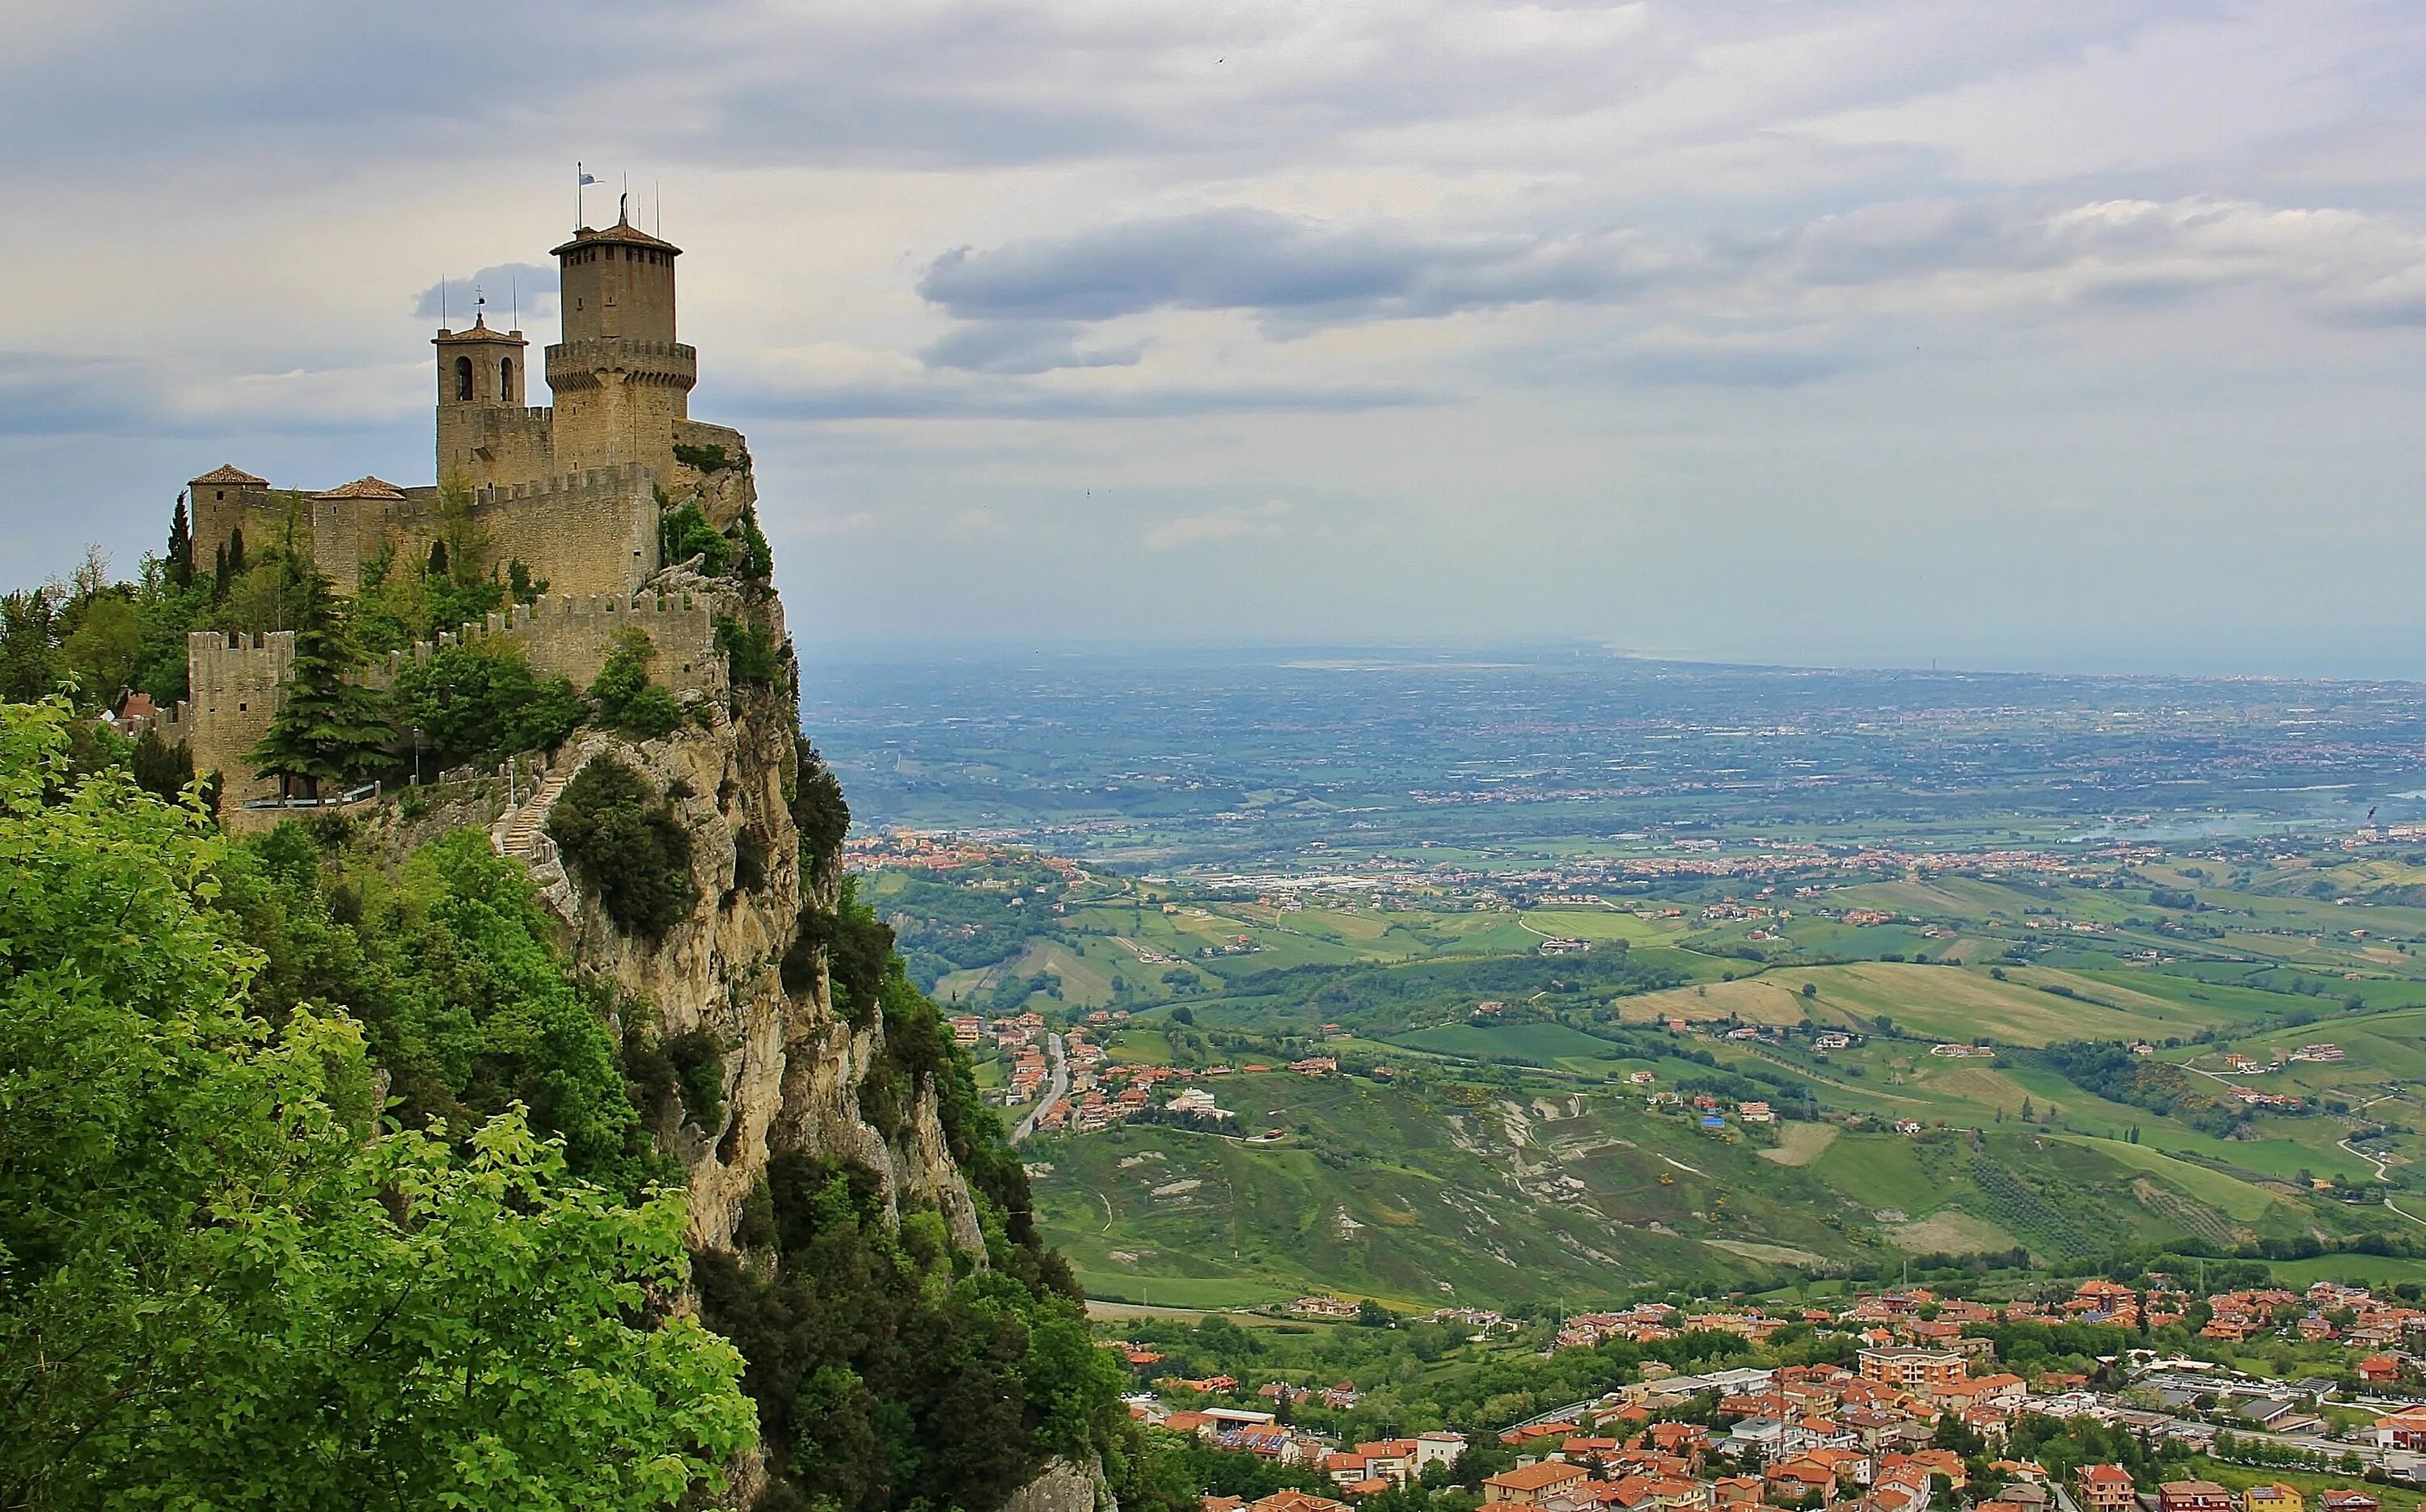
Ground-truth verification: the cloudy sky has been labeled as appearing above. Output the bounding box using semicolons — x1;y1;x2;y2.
7;0;2426;675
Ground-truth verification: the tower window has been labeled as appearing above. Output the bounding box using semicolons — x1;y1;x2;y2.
500;356;514;402
454;355;473;401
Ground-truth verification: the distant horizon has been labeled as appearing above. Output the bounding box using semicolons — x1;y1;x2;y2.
790;634;2426;688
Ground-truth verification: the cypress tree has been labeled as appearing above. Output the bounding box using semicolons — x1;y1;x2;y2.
226;525;246;575
248;570;392;800
166;491;194;589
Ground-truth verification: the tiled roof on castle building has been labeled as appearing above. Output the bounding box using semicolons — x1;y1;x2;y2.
191;463;267;486
311;475;408;501
551;219;681;257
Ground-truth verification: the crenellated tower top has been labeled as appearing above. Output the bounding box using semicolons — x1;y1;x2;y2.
545;208;695;473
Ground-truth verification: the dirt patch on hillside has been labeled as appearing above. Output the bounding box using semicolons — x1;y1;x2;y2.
1760;1123;1838;1167
1886;1211;2016;1255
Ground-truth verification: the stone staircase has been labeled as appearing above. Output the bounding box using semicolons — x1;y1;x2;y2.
492;759;581;919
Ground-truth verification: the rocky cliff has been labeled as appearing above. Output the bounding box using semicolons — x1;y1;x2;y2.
517;566;987;1259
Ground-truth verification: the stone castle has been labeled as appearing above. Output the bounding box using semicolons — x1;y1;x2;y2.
167;207;760;806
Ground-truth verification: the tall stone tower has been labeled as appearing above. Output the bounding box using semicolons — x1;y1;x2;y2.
547;208;695;475
433;313;540;487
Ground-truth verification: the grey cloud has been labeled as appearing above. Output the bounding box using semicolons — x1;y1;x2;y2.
720;376;1438;423
0;353;162;437
919;208;1667;326
412;264;557;323
919;320;1143;375
1611;335;1870;389
1776;201;2020;285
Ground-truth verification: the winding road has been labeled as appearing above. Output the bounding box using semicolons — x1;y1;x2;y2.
1010;1033;1067;1146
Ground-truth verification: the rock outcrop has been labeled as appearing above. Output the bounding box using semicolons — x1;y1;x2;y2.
522;572;984;1257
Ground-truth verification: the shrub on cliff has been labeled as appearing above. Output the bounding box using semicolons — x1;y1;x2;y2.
589;627;683;740
791;737;850;887
693;1151;1126;1512
658;500;733;576
391;637;582;768
549;754;699;944
210;822;660;1189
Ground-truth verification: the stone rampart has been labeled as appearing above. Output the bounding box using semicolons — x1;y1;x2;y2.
373;589;725;699
441;403;556;489
466;466;659;598
168;629;295;802
169;591;725;816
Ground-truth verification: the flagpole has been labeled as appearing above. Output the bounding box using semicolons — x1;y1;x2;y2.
575;161;583;230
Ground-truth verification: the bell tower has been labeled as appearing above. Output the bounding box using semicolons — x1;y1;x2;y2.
546;205;695;474
433;312;533;486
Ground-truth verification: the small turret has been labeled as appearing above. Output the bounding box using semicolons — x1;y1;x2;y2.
433;313;532;484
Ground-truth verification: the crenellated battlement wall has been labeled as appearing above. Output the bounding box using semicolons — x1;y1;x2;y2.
545;339;697;386
168;629;297;803
171;592;729;812
370;589;725;699
473;467;659;596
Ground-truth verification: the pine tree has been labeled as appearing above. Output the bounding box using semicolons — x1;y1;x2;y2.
249;570;392;800
166;491;194;589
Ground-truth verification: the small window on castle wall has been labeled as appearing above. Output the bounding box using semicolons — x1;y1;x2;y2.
500;357;514;402
454;356;473;402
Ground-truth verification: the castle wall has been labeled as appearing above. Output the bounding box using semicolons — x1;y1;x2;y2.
372;590;726;699
175;591;728;817
192;485;281;577
471;466;658;598
560;240;678;345
305;493;371;589
175;629;295;803
438;403;556;489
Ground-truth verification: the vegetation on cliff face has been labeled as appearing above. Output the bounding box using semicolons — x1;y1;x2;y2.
390;636;584;769
549;754;701;944
0;699;755;1509
209;818;670;1193
697;1151;1124;1512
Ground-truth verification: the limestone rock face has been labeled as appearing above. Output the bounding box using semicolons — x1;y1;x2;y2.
997;1458;1118;1512
530;579;983;1256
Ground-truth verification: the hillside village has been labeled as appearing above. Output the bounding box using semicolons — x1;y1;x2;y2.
1118;1276;2426;1512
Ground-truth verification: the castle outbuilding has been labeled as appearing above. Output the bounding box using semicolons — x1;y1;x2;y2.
171;201;761;809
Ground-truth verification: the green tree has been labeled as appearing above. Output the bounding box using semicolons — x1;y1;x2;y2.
250;569;393;799
57;593;142;703
165;491;195;589
0;589;61;702
391;638;584;769
590;627;682;739
0;698;755;1510
548;754;699;943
